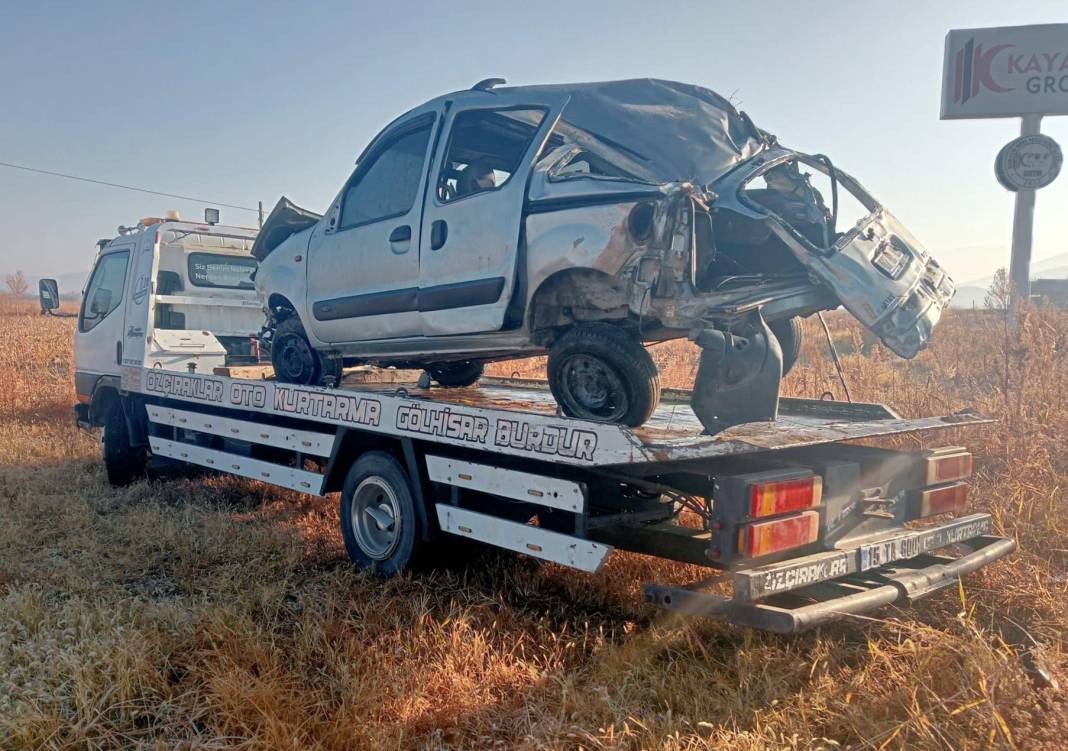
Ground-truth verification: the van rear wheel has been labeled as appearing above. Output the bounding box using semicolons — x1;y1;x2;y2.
426;360;484;387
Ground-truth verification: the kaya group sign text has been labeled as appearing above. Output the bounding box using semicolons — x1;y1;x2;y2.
942;24;1068;119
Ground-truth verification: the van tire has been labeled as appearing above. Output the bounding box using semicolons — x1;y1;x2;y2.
769;316;803;376
547;323;660;427
103;400;146;486
271;316;339;387
339;451;424;576
426;361;484;388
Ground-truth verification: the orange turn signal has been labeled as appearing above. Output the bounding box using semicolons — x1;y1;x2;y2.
738;510;820;558
749;475;823;518
918;482;968;517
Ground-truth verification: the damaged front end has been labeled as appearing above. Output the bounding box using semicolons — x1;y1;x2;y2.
532;141;955;435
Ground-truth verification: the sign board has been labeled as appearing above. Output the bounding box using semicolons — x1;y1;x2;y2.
941;24;1068;119
995;134;1063;191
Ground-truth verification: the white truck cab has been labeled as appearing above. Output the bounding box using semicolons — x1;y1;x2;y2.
41;211;261;427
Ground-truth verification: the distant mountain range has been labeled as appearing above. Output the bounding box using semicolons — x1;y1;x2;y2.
952;251;1068;308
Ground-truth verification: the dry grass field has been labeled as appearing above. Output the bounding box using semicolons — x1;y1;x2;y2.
0;295;1064;750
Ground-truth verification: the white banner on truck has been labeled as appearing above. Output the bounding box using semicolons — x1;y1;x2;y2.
941;24;1068;119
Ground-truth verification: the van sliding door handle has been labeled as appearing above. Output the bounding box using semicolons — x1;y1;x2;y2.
431;220;448;250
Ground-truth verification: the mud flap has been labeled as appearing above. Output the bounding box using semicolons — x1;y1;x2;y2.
691;311;782;434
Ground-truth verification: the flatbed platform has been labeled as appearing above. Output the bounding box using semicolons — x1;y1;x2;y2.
132;364;991;468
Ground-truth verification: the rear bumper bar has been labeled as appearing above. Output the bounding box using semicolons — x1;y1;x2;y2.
644;533;1015;634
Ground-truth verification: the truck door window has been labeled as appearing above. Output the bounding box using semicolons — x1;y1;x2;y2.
340;118;435;230
437;108;545;202
79;251;129;332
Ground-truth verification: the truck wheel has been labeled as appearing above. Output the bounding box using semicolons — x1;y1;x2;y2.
769;316;803;376
102;400;146;486
426;360;484;387
547;323;660;427
339;451;423;576
271;316;339;387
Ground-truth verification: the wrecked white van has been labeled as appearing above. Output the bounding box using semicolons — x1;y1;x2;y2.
252;78;954;432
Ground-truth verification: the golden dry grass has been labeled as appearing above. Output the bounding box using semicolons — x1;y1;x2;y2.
0;294;1064;749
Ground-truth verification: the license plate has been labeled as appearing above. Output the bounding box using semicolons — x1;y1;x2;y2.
859;533;921;571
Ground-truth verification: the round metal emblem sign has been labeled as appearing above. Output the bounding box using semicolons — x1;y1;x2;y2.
995;134;1062;192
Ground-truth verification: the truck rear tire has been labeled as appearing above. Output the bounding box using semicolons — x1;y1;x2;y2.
271;316;340;387
103;400;146;486
547;323;660;427
426;360;484;388
339;451;424;576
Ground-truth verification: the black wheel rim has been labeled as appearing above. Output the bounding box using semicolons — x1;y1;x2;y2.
558;354;628;422
276;335;316;384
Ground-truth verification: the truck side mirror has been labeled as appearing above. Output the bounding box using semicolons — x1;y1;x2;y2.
89;288;112;317
38;278;60;314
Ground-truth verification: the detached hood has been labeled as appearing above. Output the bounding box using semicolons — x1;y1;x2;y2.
251;196;322;261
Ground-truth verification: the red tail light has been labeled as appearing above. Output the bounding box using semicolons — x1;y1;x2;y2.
749;475;823;518
738;510;820;558
918;482;968;517
924;448;972;485
250;335;261;361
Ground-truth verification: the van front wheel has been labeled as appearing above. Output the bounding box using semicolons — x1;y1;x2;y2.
547;323;660;427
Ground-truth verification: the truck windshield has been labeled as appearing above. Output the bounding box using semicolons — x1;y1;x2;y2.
187;252;257;290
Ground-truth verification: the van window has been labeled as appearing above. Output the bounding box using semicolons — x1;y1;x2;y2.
79;251;129;332
437;108;545;202
340;119;434;229
187;252;257;290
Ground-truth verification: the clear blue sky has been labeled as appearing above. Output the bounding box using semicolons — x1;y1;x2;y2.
2;0;1066;288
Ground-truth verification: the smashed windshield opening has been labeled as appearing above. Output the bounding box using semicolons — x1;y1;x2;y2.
539;119;658;184
743;157;875;250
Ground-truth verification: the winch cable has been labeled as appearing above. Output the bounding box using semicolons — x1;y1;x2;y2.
818;311;852;403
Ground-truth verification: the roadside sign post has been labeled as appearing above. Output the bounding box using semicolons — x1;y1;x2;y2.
941;24;1068;317
1008;113;1042;301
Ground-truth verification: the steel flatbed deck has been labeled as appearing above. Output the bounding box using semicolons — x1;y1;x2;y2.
129;365;990;468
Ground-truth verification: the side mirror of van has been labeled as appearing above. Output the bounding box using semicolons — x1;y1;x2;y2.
38;278;60;314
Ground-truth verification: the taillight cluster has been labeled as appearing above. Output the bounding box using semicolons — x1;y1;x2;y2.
915;447;971;518
721;472;823;559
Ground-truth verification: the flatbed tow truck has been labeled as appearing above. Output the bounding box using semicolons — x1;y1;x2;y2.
50;215;1015;634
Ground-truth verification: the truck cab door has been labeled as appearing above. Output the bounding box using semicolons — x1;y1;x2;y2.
74;246;133;384
417;100;561;336
305;110;439;344
121;239;156;368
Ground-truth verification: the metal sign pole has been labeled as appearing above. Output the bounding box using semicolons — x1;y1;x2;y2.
1009;114;1043;319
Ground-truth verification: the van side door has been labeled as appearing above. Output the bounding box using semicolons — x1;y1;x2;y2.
305;111;439;344
417;99;560;336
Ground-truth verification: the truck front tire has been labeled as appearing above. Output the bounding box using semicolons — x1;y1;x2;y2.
547;323;660;427
102;400;146;486
339;451;424;576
